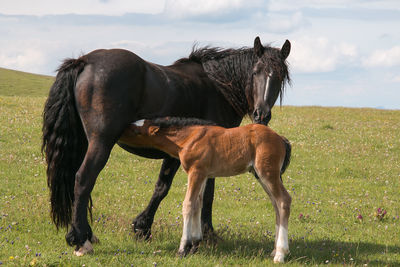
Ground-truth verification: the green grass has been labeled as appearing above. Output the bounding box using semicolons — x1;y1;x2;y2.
1;70;399;266
0;68;54;97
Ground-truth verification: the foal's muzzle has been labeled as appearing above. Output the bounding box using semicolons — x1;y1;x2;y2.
253;109;271;125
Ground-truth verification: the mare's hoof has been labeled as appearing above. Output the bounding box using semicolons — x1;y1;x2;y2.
189;240;201;254
203;229;222;246
132;218;152;241
133;227;152;241
73;240;94;257
90;234;100;244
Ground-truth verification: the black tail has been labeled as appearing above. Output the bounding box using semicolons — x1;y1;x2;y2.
42;58;88;229
280;136;291;177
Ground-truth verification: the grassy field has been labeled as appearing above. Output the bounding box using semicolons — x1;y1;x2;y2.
0;68;53;97
0;69;399;266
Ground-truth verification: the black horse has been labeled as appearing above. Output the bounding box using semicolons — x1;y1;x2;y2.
42;37;291;255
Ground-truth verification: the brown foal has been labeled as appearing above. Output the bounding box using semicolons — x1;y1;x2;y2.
119;117;292;263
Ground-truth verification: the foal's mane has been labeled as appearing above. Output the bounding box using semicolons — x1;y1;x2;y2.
149;117;216;129
175;44;290;116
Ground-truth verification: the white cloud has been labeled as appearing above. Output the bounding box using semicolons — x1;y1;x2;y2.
269;0;400;11
163;0;265;19
255;11;309;33
363;46;400;68
289;37;358;73
0;0;165;15
391;75;400;82
0;43;46;73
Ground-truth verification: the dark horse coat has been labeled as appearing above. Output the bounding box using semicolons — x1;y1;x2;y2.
42;37;291;253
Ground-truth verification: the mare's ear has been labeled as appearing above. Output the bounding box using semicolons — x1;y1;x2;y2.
149;126;160;135
281;40;291;59
254;36;264;57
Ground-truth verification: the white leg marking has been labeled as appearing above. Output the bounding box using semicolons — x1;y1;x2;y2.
179;202;192;253
73;240;94;257
274;226;289;263
270;224;279;257
191;181;206;241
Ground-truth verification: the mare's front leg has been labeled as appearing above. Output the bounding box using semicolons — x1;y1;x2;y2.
133;157;180;239
66;139;113;256
201;178;216;238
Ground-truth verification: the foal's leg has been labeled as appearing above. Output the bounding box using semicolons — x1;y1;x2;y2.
132;157;181;239
257;170;291;263
67;138;113;256
178;172;207;257
190;179;207;254
252;170;280;257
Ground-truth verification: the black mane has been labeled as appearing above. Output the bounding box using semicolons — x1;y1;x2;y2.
175;44;290;115
149;117;217;129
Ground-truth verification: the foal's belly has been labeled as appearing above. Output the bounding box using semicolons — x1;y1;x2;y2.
207;159;252;178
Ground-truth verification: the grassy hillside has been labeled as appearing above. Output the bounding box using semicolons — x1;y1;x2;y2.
0;68;53;97
0;71;399;266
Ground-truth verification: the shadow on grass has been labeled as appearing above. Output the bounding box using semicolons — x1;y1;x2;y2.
135;235;400;265
89;232;400;265
205;237;400;265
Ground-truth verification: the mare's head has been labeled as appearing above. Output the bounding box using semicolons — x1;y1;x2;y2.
247;37;291;125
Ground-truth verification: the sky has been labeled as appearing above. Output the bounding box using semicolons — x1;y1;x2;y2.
1;0;399;109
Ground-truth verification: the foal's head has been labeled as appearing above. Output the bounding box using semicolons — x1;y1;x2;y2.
130;119;160;137
248;37;291;125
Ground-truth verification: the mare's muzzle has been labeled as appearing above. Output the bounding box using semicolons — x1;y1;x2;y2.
253;108;271;125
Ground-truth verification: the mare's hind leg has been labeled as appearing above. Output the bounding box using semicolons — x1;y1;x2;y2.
256;169;291;263
133;157;180;239
67;138;114;256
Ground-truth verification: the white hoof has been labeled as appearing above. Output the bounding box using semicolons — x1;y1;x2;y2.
270;249;276;257
73;240;94;256
273;252;285;263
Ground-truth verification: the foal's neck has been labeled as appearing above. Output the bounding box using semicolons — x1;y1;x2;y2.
151;127;196;156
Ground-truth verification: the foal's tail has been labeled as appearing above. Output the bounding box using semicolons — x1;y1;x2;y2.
280;136;292;177
42;58;88;229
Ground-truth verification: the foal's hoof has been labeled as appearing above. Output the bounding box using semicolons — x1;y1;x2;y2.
273;248;289;263
273;253;285;264
177;244;192;258
73;240;94;257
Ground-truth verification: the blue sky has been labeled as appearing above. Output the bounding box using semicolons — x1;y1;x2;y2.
1;0;399;109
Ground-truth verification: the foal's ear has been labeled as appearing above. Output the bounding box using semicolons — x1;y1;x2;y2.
281;40;291;59
149;126;160;135
254;36;264;57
